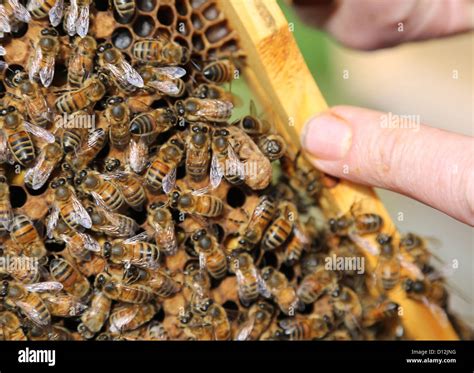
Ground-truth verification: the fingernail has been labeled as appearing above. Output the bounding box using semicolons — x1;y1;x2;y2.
301;112;352;160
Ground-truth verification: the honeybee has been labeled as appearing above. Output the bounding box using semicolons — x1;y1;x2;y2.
374;234;401;292
227;196;276;255
170;188;224;218
175;98;233;123
210;127;244;188
276;314;331;340
260;267;302;315
139;65;186;97
0;280;63;326
10;71;53;127
95;272;155;304
232;252;266;307
129;107;177;137
362;299;399;327
104;159;146;210
280;152;323;201
226;126;272;190
330;286;363;335
60;231;101;262
68;36;97;87
97;43;143;89
145;134;185;192
27;323;75;341
0;311;27;340
132;37;191;66
85;203;138;238
55;73;108;114
184;261;211;311
109;303;155;334
186;122;211;182
297;265;338;304
191;229;227;279
10;214;47;259
0;0;31;35
78;290;111;339
64;0;91;37
403;278;448;309
0;173;12;235
27;0;63;26
147;202;177;256
262;201;297;251
111;0;135;22
28;28;59;87
102;236;160;269
0;255;41;284
400;233;438;269
203;303;231;340
41;292;88;317
24;141;63;190
236;301;274;341
49;177;92;231
104;97;130;150
284;219;312;265
123;266;181;298
75;169;125;212
139;320;169;341
201;58;236;84
49;257;90;298
0;105;55;167
65;128;106;171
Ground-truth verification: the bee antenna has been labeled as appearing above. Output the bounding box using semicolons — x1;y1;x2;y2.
190;59;201;72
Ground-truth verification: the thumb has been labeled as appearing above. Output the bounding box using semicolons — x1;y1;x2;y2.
301;106;474;226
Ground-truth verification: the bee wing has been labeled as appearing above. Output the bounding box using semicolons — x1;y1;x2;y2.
236;318;255;341
9;0;31;23
123;231;152;244
110;306;140;334
0;131;10;163
75;4;89;38
227;145;246;179
348;232;379;256
87;128;105;148
65;0;78;35
79;232;101;252
15;300;50;326
24;150;54;190
25;281;63;293
23;121;55;143
421;296;450;327
128;138;148;174
210;153;224;189
120;60;144;88
148;79;181;96
29;46;41;82
39;55;55;87
26;0;39;12
46;206;60;239
397;254;424;280
257;274;272;299
71;192;92;228
156;66;186;79
101;210;138;237
0;6;12;33
162;167;176;195
48;0;64;27
293;224;310;245
198;253;206;270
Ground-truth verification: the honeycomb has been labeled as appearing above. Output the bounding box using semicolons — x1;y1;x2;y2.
0;0;470;341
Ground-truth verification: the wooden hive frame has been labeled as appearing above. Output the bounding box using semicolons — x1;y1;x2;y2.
216;0;458;340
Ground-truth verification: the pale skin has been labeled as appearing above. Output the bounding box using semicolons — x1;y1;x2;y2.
296;0;474;225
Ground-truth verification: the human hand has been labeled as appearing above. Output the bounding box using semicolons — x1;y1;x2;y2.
296;1;474;225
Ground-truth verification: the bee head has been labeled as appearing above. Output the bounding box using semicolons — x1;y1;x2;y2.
95;273;111;290
261;267;274;281
0;280;9;298
170;191;180;208
178;310;192;325
102;241;112;259
174;100;185;117
192;229;207;242
105;158;121;172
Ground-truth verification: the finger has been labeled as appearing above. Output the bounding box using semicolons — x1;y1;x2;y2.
301;106;474;225
292;0;473;50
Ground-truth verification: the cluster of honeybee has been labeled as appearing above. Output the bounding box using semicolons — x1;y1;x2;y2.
0;1;469;342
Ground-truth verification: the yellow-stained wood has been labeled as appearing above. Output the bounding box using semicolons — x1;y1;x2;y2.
217;0;458;340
